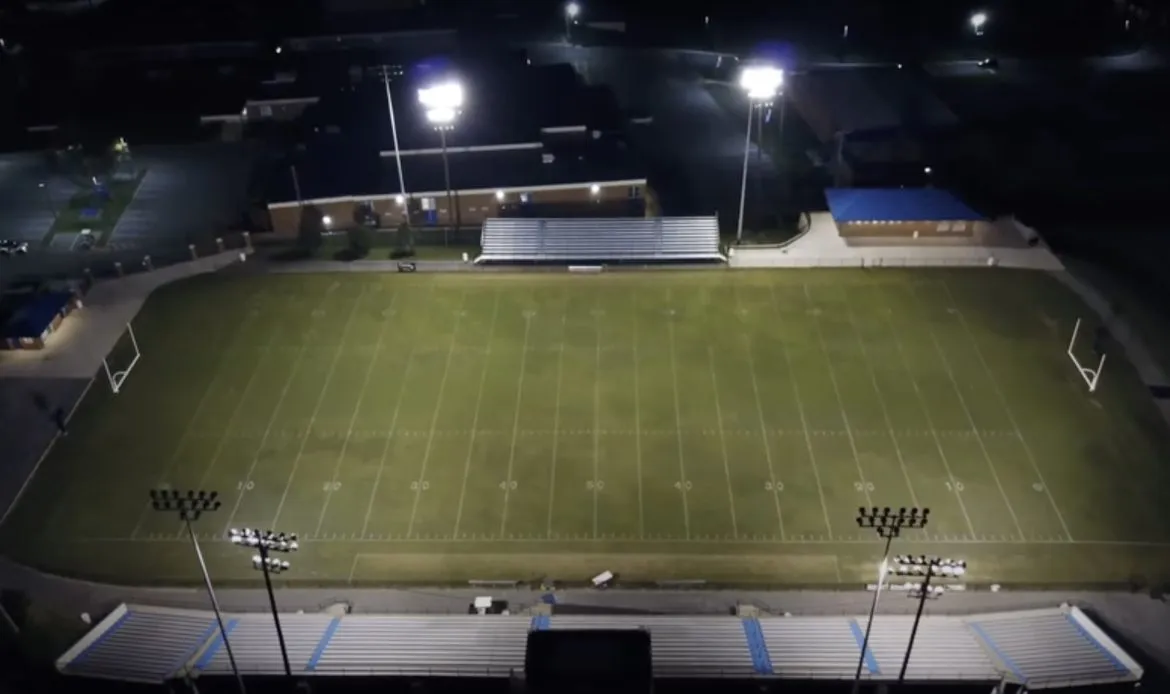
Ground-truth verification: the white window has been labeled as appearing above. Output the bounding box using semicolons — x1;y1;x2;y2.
629;186;642;199
520;192;531;204
421;197;436;211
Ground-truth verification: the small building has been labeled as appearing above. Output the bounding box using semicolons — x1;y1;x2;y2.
824;187;986;239
1;292;82;350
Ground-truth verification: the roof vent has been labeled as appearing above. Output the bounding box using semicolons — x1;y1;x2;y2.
542;153;555;164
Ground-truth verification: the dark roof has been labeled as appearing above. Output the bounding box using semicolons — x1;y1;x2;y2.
824;188;982;223
271;141;644;204
1;292;71;340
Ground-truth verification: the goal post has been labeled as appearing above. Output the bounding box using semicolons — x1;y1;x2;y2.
1068;318;1106;393
103;322;141;395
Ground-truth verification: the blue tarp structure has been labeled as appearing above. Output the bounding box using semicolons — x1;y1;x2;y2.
825;188;982;223
1;292;73;340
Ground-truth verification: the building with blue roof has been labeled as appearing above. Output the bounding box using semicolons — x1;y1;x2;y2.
824;188;986;240
1;292;82;351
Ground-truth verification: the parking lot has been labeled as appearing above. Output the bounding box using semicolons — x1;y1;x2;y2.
0;153;73;246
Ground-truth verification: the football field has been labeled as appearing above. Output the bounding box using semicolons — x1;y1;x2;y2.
3;269;1170;588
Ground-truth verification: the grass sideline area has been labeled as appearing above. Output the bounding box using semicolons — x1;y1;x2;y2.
2;269;1169;588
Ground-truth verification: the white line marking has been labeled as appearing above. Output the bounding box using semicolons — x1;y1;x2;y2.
592;294;601;539
359;334;416;538
706;345;739;539
802;283;873;508
315;290;397;537
270;289;366;528
499;298;533;537
879;289;978;538
767;281;833;537
451;292;501;538
347;553;360;584
665;290;691;539
841;287;923;512
940;280;1074;541
406;290;467;538
908;282;1026;540
0;375;95;530
546;314;567;538
631;290;645;539
735;287;785;540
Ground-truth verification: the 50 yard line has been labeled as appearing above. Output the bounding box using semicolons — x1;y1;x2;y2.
666;289;691;539
498;296;533;537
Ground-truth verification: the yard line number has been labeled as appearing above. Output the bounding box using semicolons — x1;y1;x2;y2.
586;480;605;490
854;481;875;492
765;480;784;492
237;481;255;491
674;481;692;491
410;481;430;491
499;481;518;490
945;480;965;492
322;481;342;492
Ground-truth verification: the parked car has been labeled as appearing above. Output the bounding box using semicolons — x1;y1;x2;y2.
977;57;999;72
0;240;29;256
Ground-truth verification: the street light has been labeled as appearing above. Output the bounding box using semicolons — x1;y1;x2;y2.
851;506;930;694
419;80;464;236
229;528;299;678
150;490;245;694
971;11;988;36
381;66;409;222
736;65;783;244
894;555;967;682
565;2;580;41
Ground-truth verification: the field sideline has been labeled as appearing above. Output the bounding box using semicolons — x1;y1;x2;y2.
2;269;1169;587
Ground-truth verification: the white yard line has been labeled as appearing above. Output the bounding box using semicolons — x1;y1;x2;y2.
706;346;740;539
498;301;533;537
314;290;398;537
631;292;645;539
767;282;834;538
361;283;437;538
269;291;366;528
840;291;922;512
665;291;692;540
219;328;321;535
940;280;1074;541
451;292;501;538
592;297;601;539
907;283;1026;541
880;309;979;538
406;290;469;538
545;314;568;538
802;283;873;509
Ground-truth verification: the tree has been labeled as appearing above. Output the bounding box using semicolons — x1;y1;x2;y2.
346;225;372;259
296;204;325;254
392;221;415;259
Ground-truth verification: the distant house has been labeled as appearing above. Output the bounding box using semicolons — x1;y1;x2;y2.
1;292;82;350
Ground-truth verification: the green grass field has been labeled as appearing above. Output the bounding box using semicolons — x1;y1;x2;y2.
3;269;1170;588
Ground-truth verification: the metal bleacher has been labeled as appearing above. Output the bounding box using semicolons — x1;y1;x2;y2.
57;603;1144;688
475;217;725;264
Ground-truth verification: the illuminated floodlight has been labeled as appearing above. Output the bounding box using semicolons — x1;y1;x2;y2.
970;11;987;34
425;108;457;124
739;65;784;101
566;2;580;18
495;190;505;201
589;184;600;195
395;194;405;205
418;82;464;112
322;215;333;227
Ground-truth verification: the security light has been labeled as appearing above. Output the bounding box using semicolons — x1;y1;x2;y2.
589;184;600;195
395;195;405;205
739;65;783;101
566;2;580;18
322;215;333;227
495;190;505;201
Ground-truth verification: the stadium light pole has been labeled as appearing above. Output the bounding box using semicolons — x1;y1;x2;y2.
381;65;409;213
565;2;580;42
970;11;988;36
736;65;783;245
419;80;464;236
894;555;966;682
150;490;246;694
851;506;930;694
229;528;299;679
